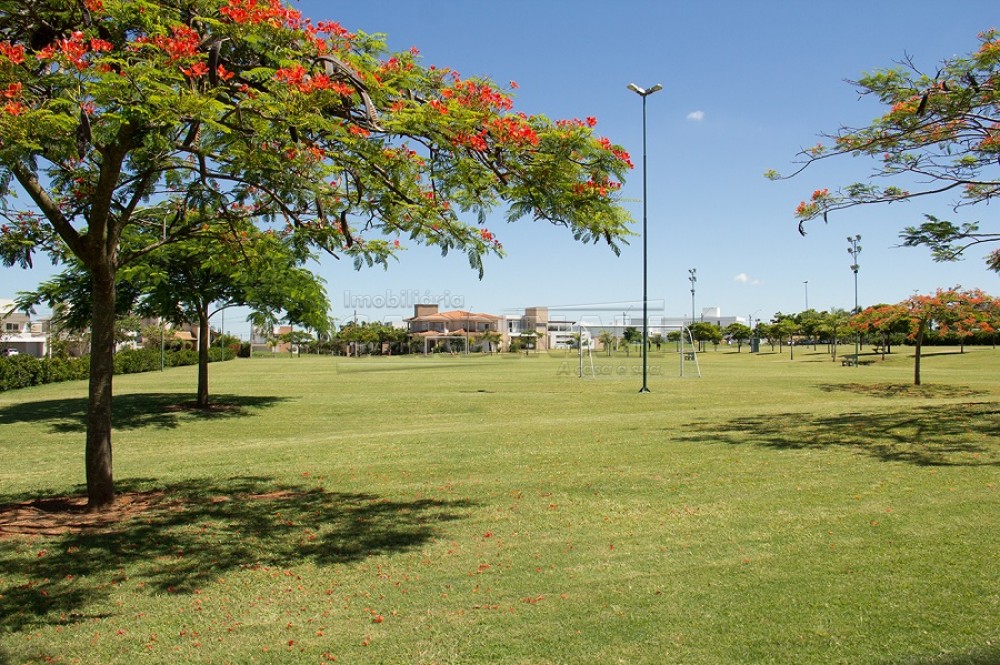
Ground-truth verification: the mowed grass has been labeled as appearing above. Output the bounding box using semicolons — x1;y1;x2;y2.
1;346;998;664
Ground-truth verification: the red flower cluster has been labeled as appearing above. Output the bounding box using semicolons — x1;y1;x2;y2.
573;177;621;197
443;80;513;112
138;25;200;62
556;117;596;129
486;116;539;147
181;61;208;79
302;21;354;55
795;200;818;217
219;0;302;29
315;21;353;39
275;65;352;95
36;31;92;70
598;137;633;168
453;130;488;152
0;42;25;64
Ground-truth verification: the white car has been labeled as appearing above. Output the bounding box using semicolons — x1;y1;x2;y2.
1;348;18;356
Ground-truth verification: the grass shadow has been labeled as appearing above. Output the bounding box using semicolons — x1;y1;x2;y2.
0;393;288;433
0;476;476;632
893;645;1000;664
680;402;999;467
817;383;988;399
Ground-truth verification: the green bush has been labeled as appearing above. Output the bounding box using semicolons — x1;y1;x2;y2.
0;355;42;391
114;348;163;375
45;357;89;383
168;349;199;367
0;346;235;392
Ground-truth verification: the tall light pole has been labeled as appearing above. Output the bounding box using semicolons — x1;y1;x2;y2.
803;280;809;312
847;235;862;363
688;268;697;325
628;82;662;393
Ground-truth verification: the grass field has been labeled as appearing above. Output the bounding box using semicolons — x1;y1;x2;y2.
1;346;998;664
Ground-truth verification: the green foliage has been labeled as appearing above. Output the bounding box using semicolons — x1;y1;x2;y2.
900;214;999;265
689;321;723;345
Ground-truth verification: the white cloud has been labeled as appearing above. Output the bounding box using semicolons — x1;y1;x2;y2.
686;110;705;121
734;273;761;285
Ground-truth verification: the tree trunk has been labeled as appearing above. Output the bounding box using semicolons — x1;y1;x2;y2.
86;266;116;511
913;321;925;386
197;302;211;408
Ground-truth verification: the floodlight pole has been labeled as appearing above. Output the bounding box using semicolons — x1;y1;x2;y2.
688;268;697;326
628;82;662;393
847;235;862;365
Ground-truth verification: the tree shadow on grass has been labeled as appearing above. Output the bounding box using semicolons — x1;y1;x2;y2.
679;402;999;467
894;645;1000;664
0;392;288;433
817;383;988;399
0;476;475;632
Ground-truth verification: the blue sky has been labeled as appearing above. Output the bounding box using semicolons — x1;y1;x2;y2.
3;1;998;337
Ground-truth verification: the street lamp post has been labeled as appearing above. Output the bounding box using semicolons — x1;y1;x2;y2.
688;268;697;327
847;235;862;364
628;82;662;393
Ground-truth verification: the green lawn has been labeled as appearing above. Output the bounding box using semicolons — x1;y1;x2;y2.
1;346;998;664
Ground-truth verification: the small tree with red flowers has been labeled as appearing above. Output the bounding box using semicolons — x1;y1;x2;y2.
852;288;995;385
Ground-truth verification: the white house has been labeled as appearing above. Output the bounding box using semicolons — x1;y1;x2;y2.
0;299;50;357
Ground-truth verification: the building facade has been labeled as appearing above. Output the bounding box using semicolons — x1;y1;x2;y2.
0;299;49;357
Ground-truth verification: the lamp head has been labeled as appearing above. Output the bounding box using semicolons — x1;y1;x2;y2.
627;83;663;97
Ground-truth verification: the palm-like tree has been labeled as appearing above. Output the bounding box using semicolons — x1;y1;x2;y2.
598;330;616;356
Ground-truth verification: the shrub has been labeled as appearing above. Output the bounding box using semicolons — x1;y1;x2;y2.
114;348;162;375
0;347;235;392
0;355;43;391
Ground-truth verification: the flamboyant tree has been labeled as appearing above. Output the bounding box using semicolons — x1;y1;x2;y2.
0;0;633;510
852;288;995;384
770;29;1000;271
849;302;908;360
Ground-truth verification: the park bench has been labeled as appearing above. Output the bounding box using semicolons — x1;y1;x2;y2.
841;354;875;366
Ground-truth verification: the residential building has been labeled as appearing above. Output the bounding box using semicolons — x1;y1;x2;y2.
405;304;502;353
0;299;50;357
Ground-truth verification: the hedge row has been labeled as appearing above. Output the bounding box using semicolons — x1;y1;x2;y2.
0;347;236;392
